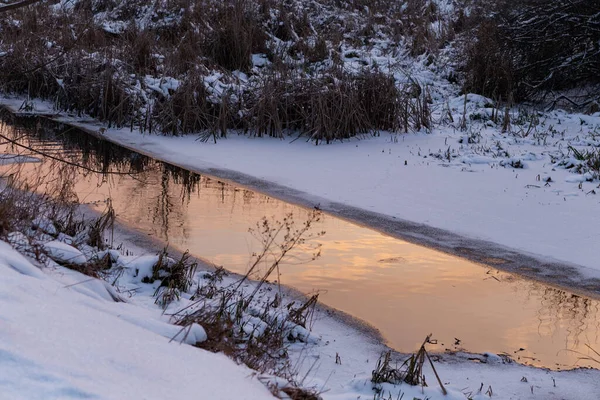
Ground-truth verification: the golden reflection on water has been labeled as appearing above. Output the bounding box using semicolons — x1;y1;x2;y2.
1;119;600;369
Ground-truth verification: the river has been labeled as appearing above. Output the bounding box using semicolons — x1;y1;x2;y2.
1;114;599;370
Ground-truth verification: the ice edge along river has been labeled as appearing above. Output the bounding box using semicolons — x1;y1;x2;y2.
5;96;597;302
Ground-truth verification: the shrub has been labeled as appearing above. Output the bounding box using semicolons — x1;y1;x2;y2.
463;0;600;102
204;0;267;72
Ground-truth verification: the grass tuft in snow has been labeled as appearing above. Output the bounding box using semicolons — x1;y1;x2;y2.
169;211;324;393
0;157;117;277
87;199;115;249
372;335;447;395
568;146;600;179
150;248;198;308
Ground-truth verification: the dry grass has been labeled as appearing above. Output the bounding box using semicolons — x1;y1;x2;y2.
87;199;115;249
204;0;267;72
462;19;515;102
371;335;447;395
569;146;600;180
247;67;406;142
164;211;324;397
150;248;198;308
461;0;600;103
0;0;462;140
152;72;218;136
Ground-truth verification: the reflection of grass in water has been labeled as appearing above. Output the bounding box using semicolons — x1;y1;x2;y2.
2;114;207;198
580;345;600;365
527;283;600;352
1;116;209;243
564;344;600;367
165;163;201;201
1;116;150;175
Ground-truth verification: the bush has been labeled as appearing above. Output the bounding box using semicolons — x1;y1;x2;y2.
204;0;267;72
464;0;600;102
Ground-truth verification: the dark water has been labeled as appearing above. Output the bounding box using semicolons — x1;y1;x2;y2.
1;115;599;370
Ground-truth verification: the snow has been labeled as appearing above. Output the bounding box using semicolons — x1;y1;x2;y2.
252;53;270;68
0;153;40;166
0;241;273;400
0;240;46;279
100;20;128;34
119;254;162;283
32;216;57;235
144;76;180;97
43;240;88;265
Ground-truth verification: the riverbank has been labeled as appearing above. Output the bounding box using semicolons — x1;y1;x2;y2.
107;214;600;400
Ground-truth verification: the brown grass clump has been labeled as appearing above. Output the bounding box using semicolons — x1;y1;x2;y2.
461;0;600;103
0;0;455;139
204;0;267;72
170;211;324;378
247;68;405;142
371;335;447;395
149;248;198;308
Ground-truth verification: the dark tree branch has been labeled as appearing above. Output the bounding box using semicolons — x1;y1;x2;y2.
0;131;142;177
0;0;44;13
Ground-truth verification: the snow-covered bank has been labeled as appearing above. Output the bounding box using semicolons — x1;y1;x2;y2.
3;219;600;400
106;222;600;400
108;222;600;400
2;96;599;291
0;241;274;400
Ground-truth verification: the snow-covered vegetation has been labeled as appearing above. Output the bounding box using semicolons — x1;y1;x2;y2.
0;0;458;140
464;0;600;104
0;0;597;141
0;0;597;138
2;0;600;398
